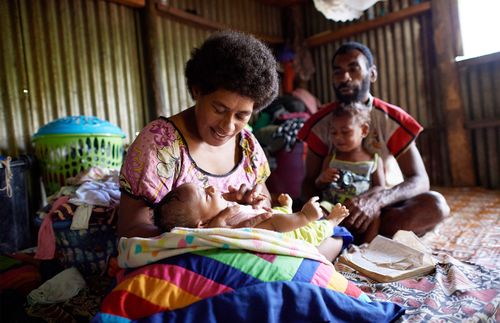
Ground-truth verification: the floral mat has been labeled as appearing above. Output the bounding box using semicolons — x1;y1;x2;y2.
336;187;500;322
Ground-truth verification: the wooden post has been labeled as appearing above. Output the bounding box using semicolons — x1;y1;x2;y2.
143;0;165;119
431;0;475;186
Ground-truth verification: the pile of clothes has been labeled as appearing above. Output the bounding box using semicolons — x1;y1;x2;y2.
34;167;120;276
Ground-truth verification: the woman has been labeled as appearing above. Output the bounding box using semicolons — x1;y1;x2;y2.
118;30;279;238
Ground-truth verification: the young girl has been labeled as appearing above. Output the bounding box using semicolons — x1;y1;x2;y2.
315;102;385;208
153;182;349;247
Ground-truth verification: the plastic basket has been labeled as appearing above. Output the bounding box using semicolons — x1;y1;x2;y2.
54;222;117;276
32;116;125;195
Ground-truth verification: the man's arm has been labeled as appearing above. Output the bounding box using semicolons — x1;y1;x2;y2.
376;143;430;207
343;143;429;233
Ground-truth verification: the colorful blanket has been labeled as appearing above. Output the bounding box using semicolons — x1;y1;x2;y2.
94;228;404;322
117;227;331;268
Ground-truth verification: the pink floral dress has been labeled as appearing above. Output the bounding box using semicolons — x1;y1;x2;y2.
120;117;270;205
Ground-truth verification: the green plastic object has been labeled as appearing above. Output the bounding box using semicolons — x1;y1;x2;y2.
32;116;126;195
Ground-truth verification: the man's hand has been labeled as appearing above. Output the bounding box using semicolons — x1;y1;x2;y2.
342;191;382;234
205;204;272;228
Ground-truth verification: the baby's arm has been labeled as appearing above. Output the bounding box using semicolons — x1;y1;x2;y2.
255;196;322;232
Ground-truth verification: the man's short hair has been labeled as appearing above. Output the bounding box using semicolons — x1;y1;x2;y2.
332;41;374;68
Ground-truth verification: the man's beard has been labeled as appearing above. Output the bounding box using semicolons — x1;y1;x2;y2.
333;76;371;103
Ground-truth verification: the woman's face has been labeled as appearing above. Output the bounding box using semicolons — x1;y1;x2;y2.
193;88;254;146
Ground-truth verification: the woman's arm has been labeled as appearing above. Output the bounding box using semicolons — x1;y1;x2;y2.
117;194;161;238
223;183;272;208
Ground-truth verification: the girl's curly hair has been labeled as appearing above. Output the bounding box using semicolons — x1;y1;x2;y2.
185;30;279;112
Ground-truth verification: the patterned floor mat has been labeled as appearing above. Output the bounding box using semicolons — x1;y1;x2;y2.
337;187;500;322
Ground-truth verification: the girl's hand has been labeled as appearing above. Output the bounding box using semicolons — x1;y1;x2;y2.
315;168;340;187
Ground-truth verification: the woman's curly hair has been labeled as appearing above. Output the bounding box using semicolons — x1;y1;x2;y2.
185;30;279;112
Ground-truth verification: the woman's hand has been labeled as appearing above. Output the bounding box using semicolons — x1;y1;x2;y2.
223;183;271;208
205;204;272;228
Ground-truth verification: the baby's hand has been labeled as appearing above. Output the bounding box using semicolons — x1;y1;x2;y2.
326;203;349;227
300;196;322;221
277;193;292;208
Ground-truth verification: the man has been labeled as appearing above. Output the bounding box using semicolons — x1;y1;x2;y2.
298;42;450;243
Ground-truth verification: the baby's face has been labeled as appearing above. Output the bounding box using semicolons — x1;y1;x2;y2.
180;183;228;226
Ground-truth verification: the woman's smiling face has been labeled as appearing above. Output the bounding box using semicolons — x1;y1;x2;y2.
193;88;255;146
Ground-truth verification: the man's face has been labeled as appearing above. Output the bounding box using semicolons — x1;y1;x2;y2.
332;50;373;103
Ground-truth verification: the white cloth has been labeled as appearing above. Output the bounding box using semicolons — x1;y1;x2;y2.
68;180;120;207
27;267;86;304
70;204;93;230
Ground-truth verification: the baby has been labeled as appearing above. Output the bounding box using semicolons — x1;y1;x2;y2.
153;183;349;246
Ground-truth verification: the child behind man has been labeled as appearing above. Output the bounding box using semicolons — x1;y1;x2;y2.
153;182;348;247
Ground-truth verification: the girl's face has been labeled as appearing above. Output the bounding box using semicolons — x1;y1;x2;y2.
330;115;368;153
193;88;254;146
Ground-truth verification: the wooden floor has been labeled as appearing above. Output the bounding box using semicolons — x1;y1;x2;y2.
422;187;500;269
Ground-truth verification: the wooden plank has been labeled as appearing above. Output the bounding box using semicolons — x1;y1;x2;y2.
431;0;475;186
144;0;165;118
156;3;283;45
306;2;431;48
106;0;145;8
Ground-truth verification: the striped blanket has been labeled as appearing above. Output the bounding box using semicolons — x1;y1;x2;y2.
93;228;404;322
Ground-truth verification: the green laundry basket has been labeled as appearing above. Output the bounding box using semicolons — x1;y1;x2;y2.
32;116;126;195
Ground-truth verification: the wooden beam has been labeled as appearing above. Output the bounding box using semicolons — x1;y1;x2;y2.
106;0;145;8
143;0;166;118
465;119;500;129
306;2;431;47
156;3;284;45
457;51;500;69
431;0;475;186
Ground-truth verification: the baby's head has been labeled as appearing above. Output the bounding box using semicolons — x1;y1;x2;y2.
329;102;371;151
153;183;228;232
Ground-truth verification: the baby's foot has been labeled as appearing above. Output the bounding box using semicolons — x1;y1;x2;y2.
326;203;349;226
277;193;293;208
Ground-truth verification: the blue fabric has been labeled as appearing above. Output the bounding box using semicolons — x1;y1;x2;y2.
135;281;404;323
333;225;354;251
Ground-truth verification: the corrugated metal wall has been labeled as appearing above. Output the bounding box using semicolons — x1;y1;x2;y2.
155;0;282;117
302;0;451;186
1;0;146;156
1;0;282;156
460;57;500;189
